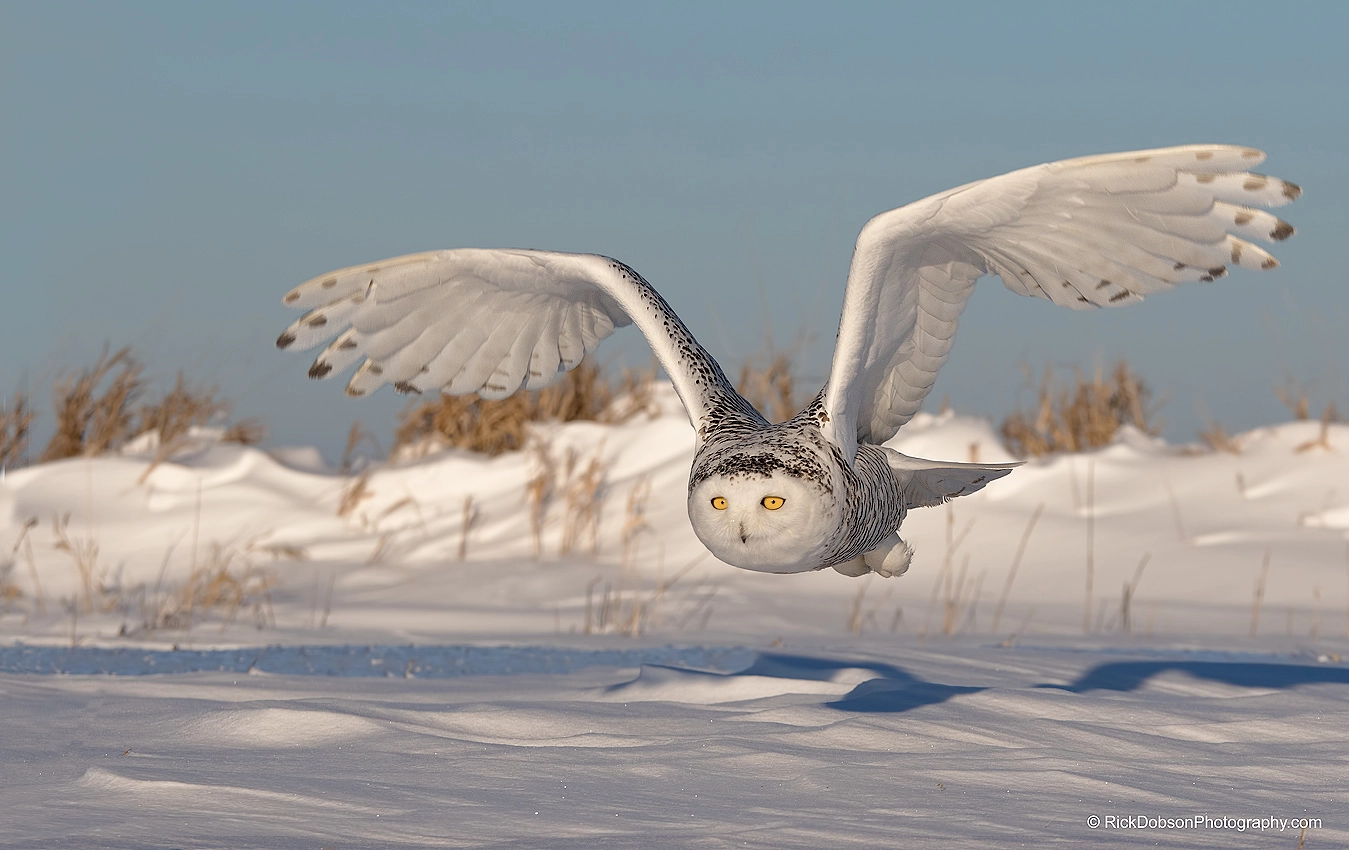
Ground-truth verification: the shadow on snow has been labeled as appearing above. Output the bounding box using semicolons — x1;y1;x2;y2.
4;645;1346;713
1041;659;1349;694
744;653;987;713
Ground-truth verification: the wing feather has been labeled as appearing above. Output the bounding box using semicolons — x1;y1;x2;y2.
278;249;757;435
308;329;363;379
822;144;1299;455
478;312;550;400
377;317;458;389
416;323;487;392
445;318;526;396
557;307;587;370
525;310;564;390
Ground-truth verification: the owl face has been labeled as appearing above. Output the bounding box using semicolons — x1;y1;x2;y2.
687;470;840;573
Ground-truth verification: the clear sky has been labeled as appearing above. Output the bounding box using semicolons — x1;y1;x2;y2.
3;1;1346;461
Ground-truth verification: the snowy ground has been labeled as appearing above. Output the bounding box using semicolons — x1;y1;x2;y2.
2;384;1347;847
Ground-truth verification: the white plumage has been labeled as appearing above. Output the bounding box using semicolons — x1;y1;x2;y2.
277;145;1299;576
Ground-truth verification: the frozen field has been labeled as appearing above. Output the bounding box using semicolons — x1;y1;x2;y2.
2;385;1347;847
1;639;1345;848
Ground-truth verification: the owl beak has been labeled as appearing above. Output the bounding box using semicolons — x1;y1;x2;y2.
739;523;748;544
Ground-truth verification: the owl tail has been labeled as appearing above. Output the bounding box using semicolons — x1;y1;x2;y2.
864;532;914;578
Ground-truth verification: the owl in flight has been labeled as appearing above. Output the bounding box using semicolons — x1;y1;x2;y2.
277;145;1298;577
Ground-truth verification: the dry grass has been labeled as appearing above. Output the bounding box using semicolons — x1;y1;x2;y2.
1198;420;1242;454
37;509;275;633
1;391;35;471
337;470;374;518
1275;376;1313;421
41;347;144;462
990;503;1044;634
1294;402;1339;453
221;418;267;446
1204;376;1341;455
520;440;611;558
921;504;980;638
110;535;284;635
135;372;263;479
458;495;478;561
1083;458;1095;635
51;513;103;614
0;567;19;608
138;372;230;454
620;475;653;568
391;361;656;459
560;445;608;556
0;519;32;610
14;518;44;614
1000;360;1162;457
25;346;261;469
139;543;274;632
582;555;714;636
1250;547;1271;637
737;335;812;424
1119;553;1151;634
524;439;558;557
340;421;382;473
847;579;883;635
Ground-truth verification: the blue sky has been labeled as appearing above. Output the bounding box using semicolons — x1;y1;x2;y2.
3;1;1346;460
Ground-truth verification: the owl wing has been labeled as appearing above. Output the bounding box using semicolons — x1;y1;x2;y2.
275;249;759;435
880;448;1020;509
820;144;1300;458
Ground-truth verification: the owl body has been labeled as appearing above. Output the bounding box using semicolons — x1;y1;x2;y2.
685;400;905;574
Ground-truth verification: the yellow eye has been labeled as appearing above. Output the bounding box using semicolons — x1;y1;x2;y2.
761;496;785;510
711;497;728;511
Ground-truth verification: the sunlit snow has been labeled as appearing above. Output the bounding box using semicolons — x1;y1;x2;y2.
1;383;1345;847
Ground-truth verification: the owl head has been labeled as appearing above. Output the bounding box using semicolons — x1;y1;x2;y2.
687;469;841;574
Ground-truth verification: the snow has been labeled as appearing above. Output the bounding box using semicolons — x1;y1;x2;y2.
2;383;1346;847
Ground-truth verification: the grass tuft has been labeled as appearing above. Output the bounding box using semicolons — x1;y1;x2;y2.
1198;420;1242;454
1000;360;1162;457
41;346;144;462
135;372;244;480
520;439;611;558
140;544;274;633
560;445;608;556
1275;375;1313;421
221;418;267;445
737;335;812;424
22;346;260;469
0;521;30;609
51;513;103;614
524;439;557;557
582;555;713;637
1294;402;1339;453
391;361;656;459
1;391;35;471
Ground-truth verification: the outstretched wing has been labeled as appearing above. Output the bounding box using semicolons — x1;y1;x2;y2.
276;249;760;437
879;448;1019;509
821;144;1300;458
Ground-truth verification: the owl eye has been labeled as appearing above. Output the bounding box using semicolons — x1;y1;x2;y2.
761;496;785;510
711;496;728;510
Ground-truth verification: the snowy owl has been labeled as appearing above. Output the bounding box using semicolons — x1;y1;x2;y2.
276;145;1298;578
